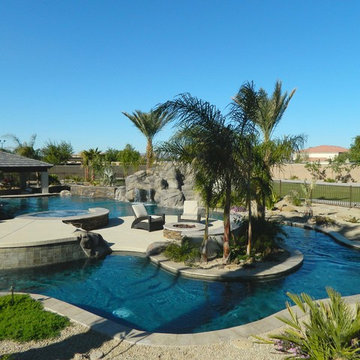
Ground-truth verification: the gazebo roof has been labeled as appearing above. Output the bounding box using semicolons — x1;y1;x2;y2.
0;152;53;172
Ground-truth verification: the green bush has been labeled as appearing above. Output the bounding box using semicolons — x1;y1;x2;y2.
0;294;70;342
231;218;286;260
269;288;360;359
163;239;200;264
288;190;302;206
48;174;60;185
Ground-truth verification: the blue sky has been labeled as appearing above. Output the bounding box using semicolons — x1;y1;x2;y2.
0;0;359;154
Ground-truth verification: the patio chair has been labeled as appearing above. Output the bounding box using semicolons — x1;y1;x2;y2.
131;203;165;232
177;200;201;222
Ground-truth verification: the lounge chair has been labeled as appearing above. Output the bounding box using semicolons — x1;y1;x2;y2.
177;200;201;222
131;203;165;232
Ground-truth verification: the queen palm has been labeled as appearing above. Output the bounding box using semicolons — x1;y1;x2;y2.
159;93;244;261
122;109;173;172
232;81;303;221
157;128;222;262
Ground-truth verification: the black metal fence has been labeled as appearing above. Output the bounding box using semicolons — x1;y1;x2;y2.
272;179;360;208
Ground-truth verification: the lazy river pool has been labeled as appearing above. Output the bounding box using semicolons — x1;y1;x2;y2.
0;196;359;333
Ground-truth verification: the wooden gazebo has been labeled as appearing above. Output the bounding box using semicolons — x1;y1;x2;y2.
0;152;53;193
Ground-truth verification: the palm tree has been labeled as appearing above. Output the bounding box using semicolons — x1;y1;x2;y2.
122;109;173;172
158;130;221;262
235;81;303;220
5;134;40;159
229;82;260;256
255;81;296;143
159;93;245;261
81;148;102;181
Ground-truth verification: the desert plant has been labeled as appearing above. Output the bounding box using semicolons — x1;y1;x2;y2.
268;288;360;359
266;191;281;210
102;167;115;186
288;190;302;206
314;216;336;226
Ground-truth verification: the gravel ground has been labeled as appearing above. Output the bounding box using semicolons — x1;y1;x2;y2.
0;323;286;360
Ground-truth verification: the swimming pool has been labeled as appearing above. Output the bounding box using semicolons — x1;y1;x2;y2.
1;196;360;333
0;195;182;219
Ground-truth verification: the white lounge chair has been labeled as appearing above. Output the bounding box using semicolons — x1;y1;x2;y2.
177;200;201;222
131;203;165;232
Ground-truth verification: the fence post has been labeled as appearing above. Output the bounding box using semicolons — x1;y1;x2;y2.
350;185;353;208
279;180;282;197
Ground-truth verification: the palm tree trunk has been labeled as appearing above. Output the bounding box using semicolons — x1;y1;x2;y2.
146;139;153;172
246;180;252;256
201;205;210;262
246;170;252;256
257;194;266;220
223;177;231;262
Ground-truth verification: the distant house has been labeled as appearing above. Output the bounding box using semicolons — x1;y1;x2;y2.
297;145;348;163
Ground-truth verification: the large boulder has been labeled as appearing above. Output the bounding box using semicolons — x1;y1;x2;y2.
77;231;112;259
114;186;127;202
154;189;184;208
119;162;203;208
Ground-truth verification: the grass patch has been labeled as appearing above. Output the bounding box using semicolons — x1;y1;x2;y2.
0;294;70;342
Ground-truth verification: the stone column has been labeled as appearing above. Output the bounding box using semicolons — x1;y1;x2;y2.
41;171;49;193
19;173;27;190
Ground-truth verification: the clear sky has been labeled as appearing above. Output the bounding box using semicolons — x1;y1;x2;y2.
0;0;359;154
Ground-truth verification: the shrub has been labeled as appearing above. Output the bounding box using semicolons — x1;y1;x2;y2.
48;174;60;185
163;239;200;264
268;288;360;359
0;294;70;342
231;218;286;260
324;178;336;183
288;190;302;206
314;216;336;226
345;216;360;224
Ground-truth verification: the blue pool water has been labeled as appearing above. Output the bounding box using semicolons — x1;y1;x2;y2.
0;196;360;333
0;196;181;219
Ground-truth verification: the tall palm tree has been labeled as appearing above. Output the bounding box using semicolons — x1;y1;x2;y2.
158;129;221;262
255;81;296;143
229;82;260;256
5;134;40;159
159;93;244;261
234;81;303;220
122;109;173;172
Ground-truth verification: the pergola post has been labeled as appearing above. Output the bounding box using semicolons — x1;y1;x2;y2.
41;171;49;193
19;173;27;190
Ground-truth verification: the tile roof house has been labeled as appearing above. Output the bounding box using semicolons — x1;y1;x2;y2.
299;145;348;163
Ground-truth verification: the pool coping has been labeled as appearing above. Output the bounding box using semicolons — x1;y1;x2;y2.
17;207;109;221
149;247;303;281
2;291;360;346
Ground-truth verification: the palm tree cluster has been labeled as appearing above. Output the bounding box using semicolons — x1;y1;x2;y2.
156;81;304;262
